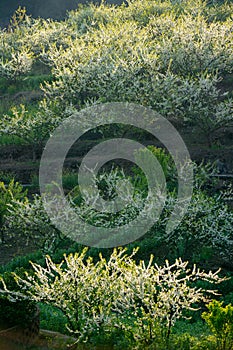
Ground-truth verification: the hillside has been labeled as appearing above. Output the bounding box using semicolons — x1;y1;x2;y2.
0;0;232;257
0;1;233;349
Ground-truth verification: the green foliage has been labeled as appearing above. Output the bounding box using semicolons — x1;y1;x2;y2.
0;8;34;82
165;333;217;350
62;170;79;191
133;146;176;192
39;303;68;334
202;300;233;350
31;170;80;191
6;194;66;254
0;103;59;159
152;190;233;265
0;180;27;243
0;171;16;184
0;250;43;274
0;295;37;328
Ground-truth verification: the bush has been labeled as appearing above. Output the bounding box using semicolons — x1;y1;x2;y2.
202;300;233;350
0;104;59;160
6;194;66;254
0;180;27;243
14;248;226;346
154;190;233;265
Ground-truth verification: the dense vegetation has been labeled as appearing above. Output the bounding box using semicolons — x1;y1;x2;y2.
0;0;233;349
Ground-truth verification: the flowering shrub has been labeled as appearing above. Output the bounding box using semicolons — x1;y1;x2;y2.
0;180;27;244
0;8;34;81
37;9;233;142
6;194;64;253
13;248;226;345
155;191;233;266
0;1;232;143
0;104;60;160
0;45;34;81
5;165;233;264
148;14;233;76
6;170;146;252
67;2;120;35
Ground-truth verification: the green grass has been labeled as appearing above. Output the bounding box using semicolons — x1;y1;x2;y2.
173;320;210;338
31;170;80;191
0;74;53;95
0;134;25;145
0;58;52;95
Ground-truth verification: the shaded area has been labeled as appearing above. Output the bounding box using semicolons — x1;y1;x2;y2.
0;0;123;28
0;328;114;349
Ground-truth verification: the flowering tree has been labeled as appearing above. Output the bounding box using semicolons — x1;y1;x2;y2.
113;255;225;344
1;1;232;144
0;8;34;82
5;166;233;263
38;8;233;144
6;194;64;253
13;248;226;346
153;190;233;267
0;46;34;81
5;170;145;252
0;104;59;160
